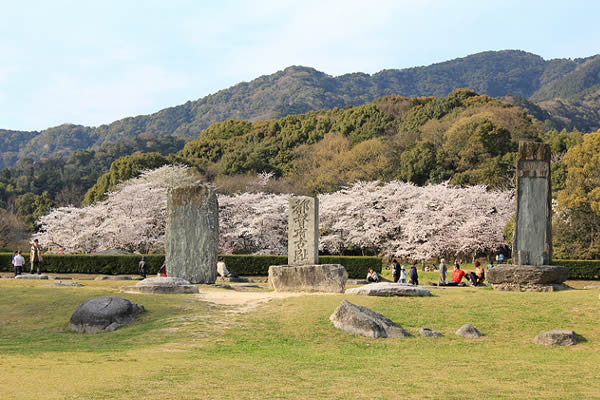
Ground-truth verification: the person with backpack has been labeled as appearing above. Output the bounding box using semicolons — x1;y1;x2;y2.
409;261;419;285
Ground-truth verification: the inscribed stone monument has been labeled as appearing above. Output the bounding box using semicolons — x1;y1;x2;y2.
288;196;319;265
487;142;568;291
166;184;219;284
513;141;552;265
269;196;348;292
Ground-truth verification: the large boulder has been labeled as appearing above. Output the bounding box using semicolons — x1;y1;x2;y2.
533;330;577;346
330;300;410;338
487;264;568;284
120;277;199;294
69;296;144;333
346;282;431;297
268;264;347;293
455;324;482;338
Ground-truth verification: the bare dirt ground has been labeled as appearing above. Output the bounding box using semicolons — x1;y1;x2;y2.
195;288;329;313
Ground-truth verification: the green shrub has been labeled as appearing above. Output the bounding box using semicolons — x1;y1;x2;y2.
222;255;381;278
0;253;381;279
553;259;600;280
0;253;164;275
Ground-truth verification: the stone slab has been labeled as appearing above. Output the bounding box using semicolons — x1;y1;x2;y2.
95;276;133;280
491;283;570;292
345;282;431;297
487;264;568;285
330;300;410;338
513;141;552;265
49;281;85;287
15;274;48;280
268;264;347;293
166;184;219;284
120;277;199;294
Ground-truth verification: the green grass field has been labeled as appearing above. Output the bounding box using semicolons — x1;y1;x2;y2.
1;275;599;399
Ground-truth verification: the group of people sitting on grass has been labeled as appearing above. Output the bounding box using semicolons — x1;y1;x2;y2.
366;259;486;287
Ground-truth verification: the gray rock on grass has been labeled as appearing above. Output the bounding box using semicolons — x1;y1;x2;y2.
95;276;133;280
51;281;84;287
120;277;199;294
419;328;442;337
330;300;410;338
455;324;482;338
15;274;49;280
533;330;577;346
346;282;431;297
69;296;144;333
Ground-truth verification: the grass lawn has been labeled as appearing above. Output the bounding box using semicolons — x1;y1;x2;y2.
1;276;599;399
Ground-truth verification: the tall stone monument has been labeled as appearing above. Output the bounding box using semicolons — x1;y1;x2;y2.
165;184;219;284
268;196;348;293
288;196;319;266
488;142;568;291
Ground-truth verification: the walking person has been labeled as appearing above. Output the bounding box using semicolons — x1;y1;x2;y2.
392;259;401;283
409;261;419;285
30;239;42;274
138;256;147;279
399;265;407;283
13;250;25;276
439;258;447;285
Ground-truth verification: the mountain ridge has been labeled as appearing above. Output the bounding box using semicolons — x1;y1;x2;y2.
2;49;599;169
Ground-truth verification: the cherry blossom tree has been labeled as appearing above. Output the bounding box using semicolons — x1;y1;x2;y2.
36;166;512;259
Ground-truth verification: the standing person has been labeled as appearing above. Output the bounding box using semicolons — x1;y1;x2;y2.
399;265;407;283
392;259;401;283
439;258;447;285
409;261;419;285
138;256;147;279
13;251;25;276
30;239;42;274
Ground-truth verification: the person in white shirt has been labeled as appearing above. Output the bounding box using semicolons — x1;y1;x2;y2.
366;267;380;283
12;250;25;276
216;257;230;279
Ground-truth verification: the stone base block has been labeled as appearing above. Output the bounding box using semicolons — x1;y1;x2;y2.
15;274;48;280
491;283;570;292
345;282;431;297
120;277;199;294
268;264;347;293
488;264;568;285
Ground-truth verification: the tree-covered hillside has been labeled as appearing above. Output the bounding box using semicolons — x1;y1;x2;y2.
2;50;599;169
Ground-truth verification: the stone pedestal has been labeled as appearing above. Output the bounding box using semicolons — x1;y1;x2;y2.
487;264;569;292
166;184;219;284
268;264;347;293
120;277;199;294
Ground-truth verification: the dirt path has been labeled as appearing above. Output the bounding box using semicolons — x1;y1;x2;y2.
195;288;326;313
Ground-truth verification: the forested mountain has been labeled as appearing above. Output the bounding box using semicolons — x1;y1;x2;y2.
2;50;599;171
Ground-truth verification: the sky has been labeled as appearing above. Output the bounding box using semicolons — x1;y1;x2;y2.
1;0;599;131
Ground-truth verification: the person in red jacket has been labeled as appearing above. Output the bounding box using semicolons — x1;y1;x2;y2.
439;263;466;286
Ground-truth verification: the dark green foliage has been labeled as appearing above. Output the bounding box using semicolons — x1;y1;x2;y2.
223;255;381;278
553;260;600;280
0;253;381;278
0;254;164;275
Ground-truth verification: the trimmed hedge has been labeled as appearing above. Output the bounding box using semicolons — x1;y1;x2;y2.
553;259;600;280
0;253;165;275
0;253;381;279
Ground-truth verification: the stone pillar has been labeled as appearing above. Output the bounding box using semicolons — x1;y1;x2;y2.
487;141;568;292
513;142;552;265
165;184;219;284
288;196;319;266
